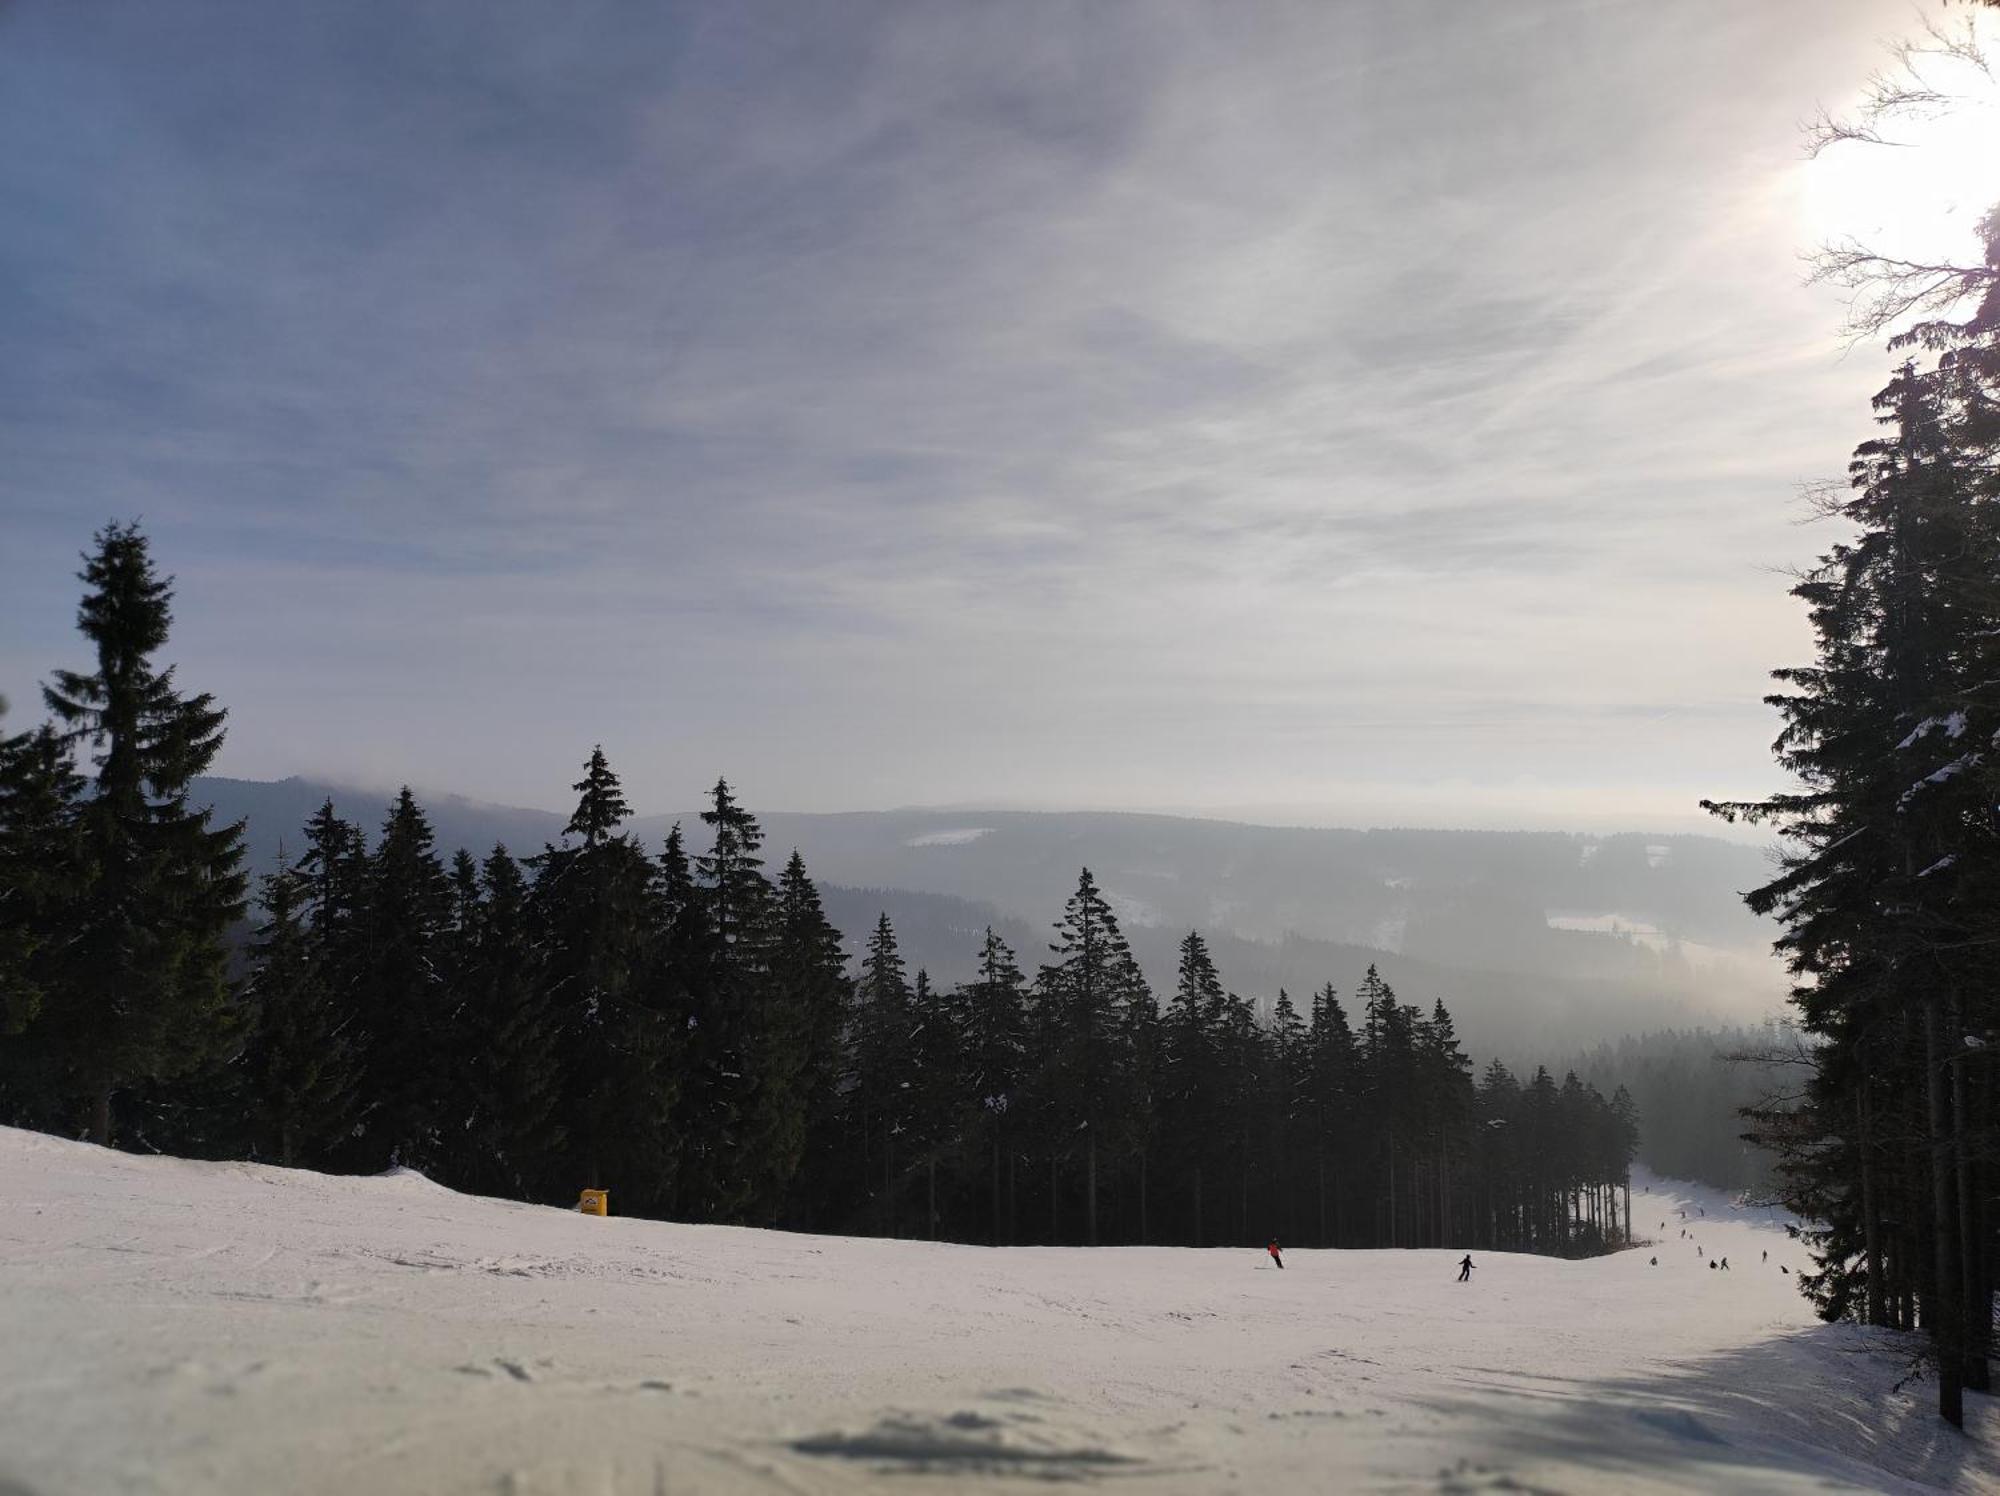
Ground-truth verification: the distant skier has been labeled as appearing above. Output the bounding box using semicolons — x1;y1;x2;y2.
1697;1245;1703;1257
1649;1256;1658;1266
1708;1260;1716;1271
1781;1265;1790;1275
1720;1258;1730;1271
1457;1254;1474;1283
1267;1238;1284;1270
1761;1250;1767;1263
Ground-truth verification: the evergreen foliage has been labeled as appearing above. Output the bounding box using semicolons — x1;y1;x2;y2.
33;523;247;1144
0;525;1643;1268
237;857;359;1167
1705;207;2000;1424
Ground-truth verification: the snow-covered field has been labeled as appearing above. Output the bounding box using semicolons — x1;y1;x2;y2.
0;1127;1992;1494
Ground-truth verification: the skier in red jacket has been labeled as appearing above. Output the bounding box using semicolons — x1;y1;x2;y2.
1267;1238;1284;1269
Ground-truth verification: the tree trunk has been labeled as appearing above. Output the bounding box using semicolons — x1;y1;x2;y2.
1387;1139;1397;1248
1007;1149;1017;1246
1950;998;1988;1392
1926;991;1965;1426
1138;1150;1148;1246
884;1133;896;1239
1049;1153;1059;1244
1087;1128;1098;1247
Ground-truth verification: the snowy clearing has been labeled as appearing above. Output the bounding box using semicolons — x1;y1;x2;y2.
0;1127;1992;1495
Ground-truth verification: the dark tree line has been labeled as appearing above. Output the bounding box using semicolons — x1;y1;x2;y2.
1;524;1638;1255
1706;207;2000;1424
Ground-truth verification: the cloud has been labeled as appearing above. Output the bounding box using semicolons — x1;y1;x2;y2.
0;0;1906;821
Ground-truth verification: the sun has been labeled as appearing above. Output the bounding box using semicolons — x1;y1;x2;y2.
1798;24;2000;273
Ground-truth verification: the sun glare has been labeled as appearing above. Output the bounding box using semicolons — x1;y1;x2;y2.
1798;28;2000;272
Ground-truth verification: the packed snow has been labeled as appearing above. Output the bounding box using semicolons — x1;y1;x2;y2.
0;1126;1993;1494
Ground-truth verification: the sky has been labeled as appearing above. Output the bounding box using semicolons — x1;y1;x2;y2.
3;0;1996;832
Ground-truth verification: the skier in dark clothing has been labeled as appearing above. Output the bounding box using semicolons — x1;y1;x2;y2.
1457;1255;1474;1283
1267;1239;1284;1269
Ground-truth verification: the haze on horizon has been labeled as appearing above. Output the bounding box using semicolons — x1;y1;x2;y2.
6;0;1993;833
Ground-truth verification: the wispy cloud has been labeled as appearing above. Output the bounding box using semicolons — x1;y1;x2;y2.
0;0;1908;825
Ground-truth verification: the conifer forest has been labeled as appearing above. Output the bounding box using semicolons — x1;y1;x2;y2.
0;530;1639;1255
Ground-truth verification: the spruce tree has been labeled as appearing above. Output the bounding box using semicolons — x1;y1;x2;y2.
238;857;358;1168
1269;987;1307;1243
455;846;566;1198
906;968;965;1239
1709;329;2000;1420
356;789;452;1170
536;748;675;1210
1304;983;1357;1245
958;927;1029;1243
760;850;849;1227
848;912;914;1236
676;778;775;1220
1035;869;1141;1245
38;523;247;1144
0;724;85;1129
1161;930;1225;1243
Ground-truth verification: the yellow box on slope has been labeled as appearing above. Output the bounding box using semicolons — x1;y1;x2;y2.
578;1188;608;1216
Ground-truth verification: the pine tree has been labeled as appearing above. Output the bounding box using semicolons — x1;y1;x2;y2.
0;724;85;1129
958;927;1029;1244
1035;869;1141;1245
1304;983;1357;1245
454;846;565;1198
907;968;964;1239
356;789;453;1170
1160;931;1224;1243
37;523;247;1144
1269;987;1308;1243
536;748;675;1211
760;850;849;1227
1708;318;2000;1420
849;912;914;1236
238;857;358;1168
676;778;775;1221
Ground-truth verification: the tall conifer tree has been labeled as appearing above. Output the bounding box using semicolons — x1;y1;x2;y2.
38;523;246;1144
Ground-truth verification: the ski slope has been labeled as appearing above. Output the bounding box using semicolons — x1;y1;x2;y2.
0;1126;1991;1494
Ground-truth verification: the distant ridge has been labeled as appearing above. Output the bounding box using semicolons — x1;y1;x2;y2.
192;775;1784;1053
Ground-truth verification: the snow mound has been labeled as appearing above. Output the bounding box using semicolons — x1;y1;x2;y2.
790;1405;1141;1476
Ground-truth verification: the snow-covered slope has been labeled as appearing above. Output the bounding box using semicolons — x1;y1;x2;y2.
0;1127;1990;1494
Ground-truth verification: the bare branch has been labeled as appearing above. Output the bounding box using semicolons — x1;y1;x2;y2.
1804;239;1994;342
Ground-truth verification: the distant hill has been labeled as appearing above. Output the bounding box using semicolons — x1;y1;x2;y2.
192;776;1786;1055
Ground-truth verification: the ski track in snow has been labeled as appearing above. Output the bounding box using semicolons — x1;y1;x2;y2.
0;1126;1993;1494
